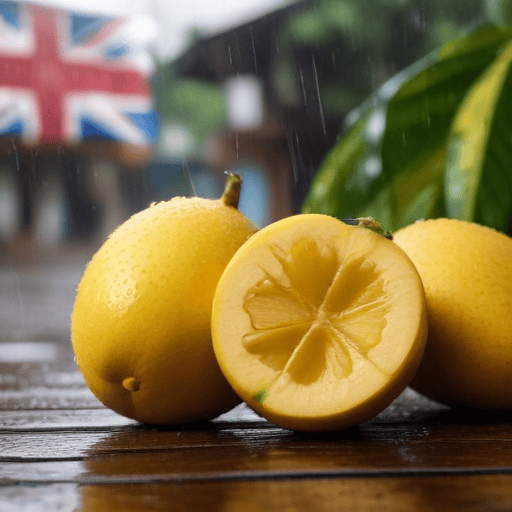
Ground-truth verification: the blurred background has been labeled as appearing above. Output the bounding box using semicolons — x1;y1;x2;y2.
0;0;509;266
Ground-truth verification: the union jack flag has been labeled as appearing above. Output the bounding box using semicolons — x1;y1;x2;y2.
0;1;158;152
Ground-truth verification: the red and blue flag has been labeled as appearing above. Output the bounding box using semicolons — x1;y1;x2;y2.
0;1;158;151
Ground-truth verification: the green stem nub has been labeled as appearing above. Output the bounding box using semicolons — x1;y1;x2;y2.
221;172;242;209
342;217;393;240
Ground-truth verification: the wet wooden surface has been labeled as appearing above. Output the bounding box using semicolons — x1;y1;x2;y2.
2;256;512;511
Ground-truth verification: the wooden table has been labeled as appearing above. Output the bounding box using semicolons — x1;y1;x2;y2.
1;256;512;511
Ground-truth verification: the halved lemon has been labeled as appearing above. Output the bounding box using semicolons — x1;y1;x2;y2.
212;214;427;431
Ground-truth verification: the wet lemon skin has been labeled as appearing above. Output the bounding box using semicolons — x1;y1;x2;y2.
72;196;258;425
393;218;512;409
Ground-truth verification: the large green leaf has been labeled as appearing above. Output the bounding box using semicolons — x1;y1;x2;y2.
302;109;376;217
361;147;446;229
302;24;512;232
382;24;511;179
445;39;512;232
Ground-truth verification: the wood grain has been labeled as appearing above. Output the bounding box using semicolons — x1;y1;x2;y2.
3;475;512;512
2;260;512;511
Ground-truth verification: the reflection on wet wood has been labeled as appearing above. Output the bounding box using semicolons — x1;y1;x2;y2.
1;262;512;511
76;475;512;512
2;403;512;484
3;475;512;512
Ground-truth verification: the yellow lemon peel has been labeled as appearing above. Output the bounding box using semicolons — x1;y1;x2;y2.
72;174;258;425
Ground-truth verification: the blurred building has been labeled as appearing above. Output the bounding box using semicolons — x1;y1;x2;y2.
170;0;343;224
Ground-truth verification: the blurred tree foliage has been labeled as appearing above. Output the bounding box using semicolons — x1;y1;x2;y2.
152;64;226;155
280;0;486;116
156;0;486;148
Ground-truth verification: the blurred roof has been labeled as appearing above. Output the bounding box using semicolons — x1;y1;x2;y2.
171;0;310;82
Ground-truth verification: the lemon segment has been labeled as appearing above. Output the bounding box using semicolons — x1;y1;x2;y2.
212;214;427;431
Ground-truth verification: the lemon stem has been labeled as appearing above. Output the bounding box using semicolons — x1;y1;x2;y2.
221;172;242;209
343;217;393;240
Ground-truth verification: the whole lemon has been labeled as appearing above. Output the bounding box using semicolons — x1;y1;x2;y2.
393;218;512;409
71;174;258;425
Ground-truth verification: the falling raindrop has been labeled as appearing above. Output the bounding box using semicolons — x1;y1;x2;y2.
273;30;279;54
184;160;197;196
250;25;258;74
299;68;307;107
312;56;326;137
13;269;26;328
11;138;19;170
287;134;299;184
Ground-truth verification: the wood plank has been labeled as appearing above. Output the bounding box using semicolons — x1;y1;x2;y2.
0;409;135;431
0;386;101;410
0;262;84;344
2;457;512;485
0;355;97;410
4;475;512;512
0;363;101;410
2;390;512;462
2;414;512;483
2;412;512;463
0;402;266;431
3;259;512;512
2;474;512;511
0;432;113;460
0;484;80;511
75;475;512;512
0;361;81;389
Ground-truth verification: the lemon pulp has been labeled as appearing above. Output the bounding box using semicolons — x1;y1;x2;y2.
212;214;427;431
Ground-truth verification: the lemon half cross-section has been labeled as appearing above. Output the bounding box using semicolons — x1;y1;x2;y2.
212;214;427;431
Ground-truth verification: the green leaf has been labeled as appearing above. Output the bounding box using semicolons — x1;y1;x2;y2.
354;148;445;231
383;24;511;177
391;148;446;226
445;39;512;232
303;24;512;231
302;110;376;218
